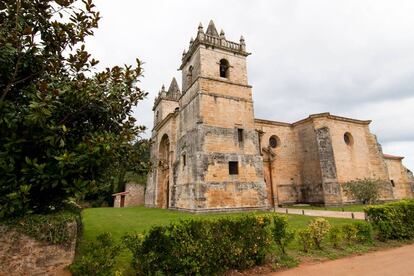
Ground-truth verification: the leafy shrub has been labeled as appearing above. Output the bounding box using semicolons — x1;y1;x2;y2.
70;233;121;276
122;232;145;272
354;221;373;244
5;210;79;245
272;215;295;254
365;200;414;240
343;178;389;204
342;224;358;244
297;229;313;252
328;226;342;248
0;0;147;219
123;214;274;275
308;218;331;249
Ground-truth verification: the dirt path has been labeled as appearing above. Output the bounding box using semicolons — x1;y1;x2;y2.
268;244;414;276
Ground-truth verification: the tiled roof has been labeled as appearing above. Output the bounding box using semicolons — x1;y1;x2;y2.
383;154;404;160
112;191;129;196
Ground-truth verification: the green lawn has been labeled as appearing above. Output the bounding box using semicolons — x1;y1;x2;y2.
81;206;353;243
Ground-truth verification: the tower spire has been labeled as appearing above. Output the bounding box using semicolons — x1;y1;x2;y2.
206;20;219;37
167;77;180;95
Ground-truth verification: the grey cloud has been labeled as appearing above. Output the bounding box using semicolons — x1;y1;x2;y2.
86;0;414;170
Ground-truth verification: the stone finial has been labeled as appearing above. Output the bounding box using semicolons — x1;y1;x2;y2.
220;29;226;39
161;84;165;92
206;20;219;37
197;22;205;40
182;49;187;57
240;35;246;51
189;37;194;46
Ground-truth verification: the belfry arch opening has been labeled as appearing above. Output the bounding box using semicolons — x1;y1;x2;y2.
187;65;193;86
157;134;170;208
219;59;229;78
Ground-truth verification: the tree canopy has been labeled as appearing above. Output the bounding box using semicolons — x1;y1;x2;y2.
342;178;389;204
0;0;148;217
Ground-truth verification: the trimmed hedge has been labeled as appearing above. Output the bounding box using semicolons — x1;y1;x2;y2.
70;233;121;276
365;200;414;240
123;214;277;275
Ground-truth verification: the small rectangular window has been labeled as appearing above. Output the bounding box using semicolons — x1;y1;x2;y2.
182;154;186;167
229;161;238;175
391;180;395;187
238;128;243;143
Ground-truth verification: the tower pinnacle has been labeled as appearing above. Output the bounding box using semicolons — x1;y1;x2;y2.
206;20;219;37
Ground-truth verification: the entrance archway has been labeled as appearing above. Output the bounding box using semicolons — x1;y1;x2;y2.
157;134;170;208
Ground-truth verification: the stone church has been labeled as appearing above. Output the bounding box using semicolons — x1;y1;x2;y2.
145;20;413;211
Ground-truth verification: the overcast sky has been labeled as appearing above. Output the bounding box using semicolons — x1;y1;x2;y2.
86;0;414;170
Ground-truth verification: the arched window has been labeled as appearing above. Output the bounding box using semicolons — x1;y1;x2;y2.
187;65;193;84
269;135;280;148
219;59;229;78
344;132;353;146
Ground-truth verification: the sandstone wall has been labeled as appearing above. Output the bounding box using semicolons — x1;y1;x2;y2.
312;117;393;202
182;47;201;92
199;47;248;85
255;120;300;205
385;158;413;199
169;41;268;212
153;99;179;126
145;112;178;208
294;121;324;203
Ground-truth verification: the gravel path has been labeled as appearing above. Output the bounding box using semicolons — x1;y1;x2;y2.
268;244;414;276
275;207;366;220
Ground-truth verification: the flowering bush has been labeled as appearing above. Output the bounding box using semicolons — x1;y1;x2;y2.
297;229;313;252
308;218;331;249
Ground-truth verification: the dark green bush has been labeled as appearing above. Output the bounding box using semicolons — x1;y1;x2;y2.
365;200;414;240
328;226;342;248
272;215;295;254
123;214;275;275
70;233;121;276
354;221;373;244
4;210;79;246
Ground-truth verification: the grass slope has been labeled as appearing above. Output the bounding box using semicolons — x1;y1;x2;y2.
82;206;353;242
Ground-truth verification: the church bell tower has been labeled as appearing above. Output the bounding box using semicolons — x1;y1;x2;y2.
171;20;269;211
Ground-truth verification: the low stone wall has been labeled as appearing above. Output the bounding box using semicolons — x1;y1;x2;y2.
0;220;77;276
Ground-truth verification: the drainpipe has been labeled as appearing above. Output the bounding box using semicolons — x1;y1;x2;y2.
268;154;275;211
266;146;277;211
